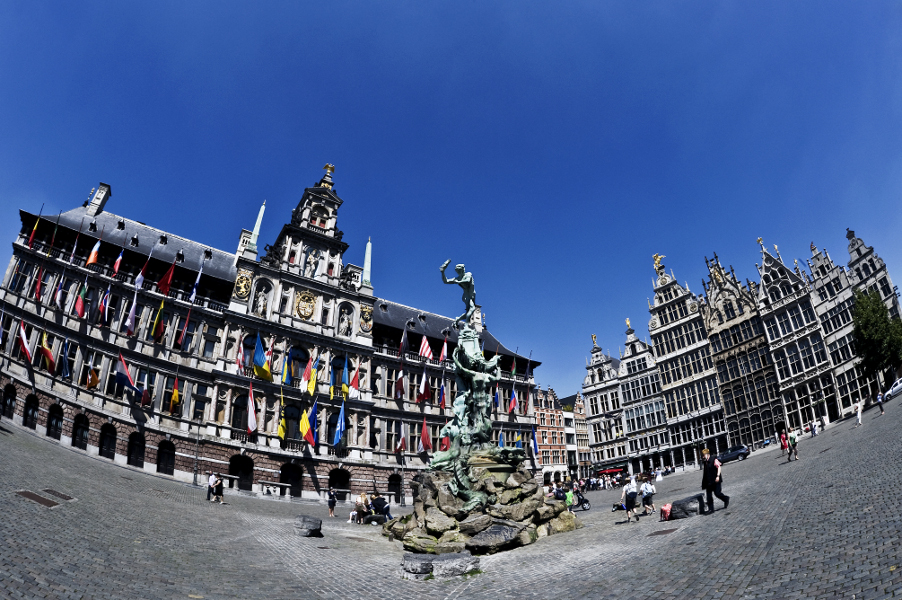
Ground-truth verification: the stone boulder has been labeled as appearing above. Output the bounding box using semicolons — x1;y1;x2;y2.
535;499;567;522
435;530;470;554
293;515;323;537
517;523;538;546
458;514;493;536
431;551;480;578
505;471;529;488
497;487;522;505
547;510;580;535
425;507;458;536
520;479;539;497
670;494;706;520
487;496;541;522
465;520;526;555
402;532;439;554
436;485;467;520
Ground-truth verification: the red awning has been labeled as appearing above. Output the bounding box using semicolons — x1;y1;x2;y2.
597;468;625;474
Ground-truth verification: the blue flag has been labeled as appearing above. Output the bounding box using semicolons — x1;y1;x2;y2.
60;339;71;379
498;431;505;448
332;401;346;446
281;351;292;386
494;387;499;408
253;333;270;380
310;398;318;444
341;354;349;399
531;425;539;455
515;433;522;449
329;362;337;400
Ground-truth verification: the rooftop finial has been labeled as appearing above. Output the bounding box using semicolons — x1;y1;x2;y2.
248;199;266;254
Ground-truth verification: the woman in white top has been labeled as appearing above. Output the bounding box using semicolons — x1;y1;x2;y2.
620;477;640;523
641;479;657;515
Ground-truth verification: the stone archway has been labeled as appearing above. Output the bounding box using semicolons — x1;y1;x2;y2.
157;440;176;475
46;404;64;440
23;395;39;429
328;468;351;500
387;474;402;503
127;432;146;468
2;384;16;418
72;414;89;449
99;424;117;459
280;462;304;497
229;454;254;490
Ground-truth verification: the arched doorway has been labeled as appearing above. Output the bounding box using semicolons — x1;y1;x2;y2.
328;468;351;500
99;424;117;459
23;395;39;429
230;455;254;490
46;404;64;440
279;463;304;497
388;474;402;503
72;414;89;449
2;384;15;418
127;432;146;468
543;472;551;486
157;440;176;475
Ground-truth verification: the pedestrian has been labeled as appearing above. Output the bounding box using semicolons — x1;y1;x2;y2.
877;393;885;416
779;430;787;456
371;492;392;521
207;471;217;502
565;485;575;513
855;402;863;427
213;473;224;504
328;487;337;517
810;420;818;437
620;476;640;523
641;478;656;515
787;429;799;461
700;448;730;513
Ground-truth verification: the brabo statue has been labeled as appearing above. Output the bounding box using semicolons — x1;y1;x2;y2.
430;260;525;511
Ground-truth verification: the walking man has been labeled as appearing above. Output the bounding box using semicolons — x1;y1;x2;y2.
787;429;800;461
207;471;217;502
877;393;885;416
700;448;730;513
855;402;863;427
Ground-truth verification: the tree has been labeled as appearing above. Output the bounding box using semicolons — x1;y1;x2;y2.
851;289;902;381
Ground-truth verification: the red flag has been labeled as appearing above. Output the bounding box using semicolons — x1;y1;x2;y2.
416;365;431;403
112;250;124;277
395;422;406;453
73;278;88;318
439;337;447;362
418;335;433;360
28;214;40;248
247;382;258;434
157;261;175;295
18;321;33;362
34;267;43;303
348;360;360;399
418;415;432;452
439;425;450;452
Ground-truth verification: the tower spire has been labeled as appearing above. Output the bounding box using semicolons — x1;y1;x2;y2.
362;236;372;286
248;200;266;254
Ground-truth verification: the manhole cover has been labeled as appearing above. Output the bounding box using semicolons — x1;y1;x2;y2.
16;490;58;508
43;489;73;501
648;528;678;536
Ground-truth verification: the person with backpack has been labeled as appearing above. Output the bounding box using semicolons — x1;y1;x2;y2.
641;478;657;515
620;476;640;523
787;429;799;461
554;485;566;502
700;448;730;513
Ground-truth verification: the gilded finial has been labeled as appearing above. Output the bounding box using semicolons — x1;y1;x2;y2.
625;317;631;329
323;163;335;175
652;253;666;276
591;333;597;347
756;237;764;249
773;244;779;253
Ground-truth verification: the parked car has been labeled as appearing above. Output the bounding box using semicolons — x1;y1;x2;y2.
886;378;902;401
717;444;750;463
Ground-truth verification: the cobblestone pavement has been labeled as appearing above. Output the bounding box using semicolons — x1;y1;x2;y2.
2;403;901;599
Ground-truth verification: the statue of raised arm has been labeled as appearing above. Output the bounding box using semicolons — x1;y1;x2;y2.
440;260;476;326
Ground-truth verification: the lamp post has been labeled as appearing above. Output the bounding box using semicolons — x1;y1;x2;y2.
192;414;201;487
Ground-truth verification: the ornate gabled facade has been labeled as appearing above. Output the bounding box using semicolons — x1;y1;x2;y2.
617;321;668;473
755;240;833;432
702;253;782;448
648;257;725;465
533;386;567;484
582;340;626;471
0;166;538;503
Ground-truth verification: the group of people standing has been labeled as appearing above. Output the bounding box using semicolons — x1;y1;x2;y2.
618;475;658;523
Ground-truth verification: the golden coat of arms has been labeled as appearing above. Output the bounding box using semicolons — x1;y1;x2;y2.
359;305;373;333
295;290;316;319
233;269;253;299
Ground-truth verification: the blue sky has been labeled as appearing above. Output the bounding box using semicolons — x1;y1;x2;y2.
1;2;900;395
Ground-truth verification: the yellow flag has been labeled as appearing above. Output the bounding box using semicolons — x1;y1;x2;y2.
277;387;287;441
86;369;99;389
169;377;180;413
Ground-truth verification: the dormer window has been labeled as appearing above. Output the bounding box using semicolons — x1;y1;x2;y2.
176;250;185;264
309;206;328;228
117;219;125;230
204;248;213;260
159;235;168;245
89;221;98;232
130;235;139;247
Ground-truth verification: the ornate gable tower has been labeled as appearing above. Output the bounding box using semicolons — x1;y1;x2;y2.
582;337;625;473
647;254;724;468
701;253;781;449
755;239;832;433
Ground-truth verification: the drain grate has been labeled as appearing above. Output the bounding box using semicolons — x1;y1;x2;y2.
16;490;58;508
43;489;73;501
648;528;678;536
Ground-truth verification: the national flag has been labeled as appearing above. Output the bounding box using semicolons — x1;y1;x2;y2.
514;433;522;449
299;404;315;445
53;276;65;310
481;339;485;356
439;337;447;362
151;299;166;342
253;333;272;380
511;357;517;377
277;387;287;441
395;365;405;400
417;416;432;453
493;386;499;409
112;249;124;277
439;421;450;451
438;376;446;409
348;359;360;400
307;355;320;396
114;353;139;393
418;335;433;360
17;321;32;362
300;354;313;390
98;285;111;325
177;310;192;347
247;382;257;434
309;399;318;444
188;263;203;303
40;332;55;373
399;327;409;358
59;339;71;379
125;291;138;336
140;372;152;407
498;430;505;448
416;365;431;403
395;422;407;453
169;377;180;413
27;212;41;248
157;261;175;296
73;278;88;318
329;361;337;400
68;225;81;264
134;249;153;289
332;401;346;446
531;426;539;456
47;213;60;255
34;267;43;303
509;388;518;413
341;355;349;399
85;239;101;266
280;351;292;386
86;368;100;390
236;337;246;375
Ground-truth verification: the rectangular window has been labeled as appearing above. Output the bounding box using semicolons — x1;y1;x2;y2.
777;312;792;336
765;318;779;341
202;326;219;358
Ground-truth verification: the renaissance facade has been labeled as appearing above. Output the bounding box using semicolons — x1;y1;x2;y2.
583;232;898;475
0;167;538;501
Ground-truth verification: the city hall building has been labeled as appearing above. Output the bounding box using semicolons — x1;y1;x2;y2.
0;167;538;501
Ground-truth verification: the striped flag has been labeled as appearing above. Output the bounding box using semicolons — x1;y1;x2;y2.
348;359;360;400
34;267;43;303
59;339;71;379
509;388;518;413
418;335;433;360
85;239;101;266
40;332;55;373
416;364;431;403
299;403;315;445
300;354;313;390
17;321;33;362
439;337;447;362
73;277;88;318
114;353;139;393
27;211;41;248
236;337;246;375
125;291;139;336
112;249;124;277
531;425;539;456
395;422;407;453
53;276;65;310
417;415;432;452
134;249;153;289
438;376;446;409
247;382;258;434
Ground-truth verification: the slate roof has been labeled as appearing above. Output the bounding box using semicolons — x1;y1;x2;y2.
21;206;237;282
372;298;540;366
557;393;578;410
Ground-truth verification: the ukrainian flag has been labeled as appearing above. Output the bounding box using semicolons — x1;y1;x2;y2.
514;433;522;449
253;333;271;380
307;356;320;396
